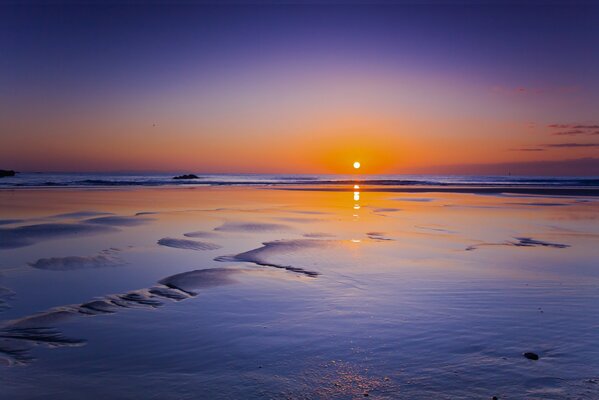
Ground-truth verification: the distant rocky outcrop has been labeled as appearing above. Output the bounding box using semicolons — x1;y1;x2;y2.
0;170;16;178
173;174;199;180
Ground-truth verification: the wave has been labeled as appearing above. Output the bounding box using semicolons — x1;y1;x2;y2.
1;173;598;188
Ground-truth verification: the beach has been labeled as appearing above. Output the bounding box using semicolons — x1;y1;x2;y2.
1;184;598;399
3;0;599;397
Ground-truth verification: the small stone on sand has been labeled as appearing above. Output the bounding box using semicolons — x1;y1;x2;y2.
523;352;539;360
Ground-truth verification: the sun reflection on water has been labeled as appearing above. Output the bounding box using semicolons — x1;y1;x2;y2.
351;180;361;241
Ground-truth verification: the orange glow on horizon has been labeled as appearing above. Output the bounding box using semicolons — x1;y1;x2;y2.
3;106;597;175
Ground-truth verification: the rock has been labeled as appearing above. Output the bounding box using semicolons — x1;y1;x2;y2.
173;174;199;180
523;352;539;360
0;170;16;178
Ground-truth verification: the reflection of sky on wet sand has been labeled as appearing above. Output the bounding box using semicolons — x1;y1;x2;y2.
0;187;598;398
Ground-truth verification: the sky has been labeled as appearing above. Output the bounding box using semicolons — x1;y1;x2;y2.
1;1;599;175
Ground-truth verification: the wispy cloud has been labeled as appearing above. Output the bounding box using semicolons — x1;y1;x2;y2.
553;130;585;136
548;124;599;136
549;124;599;129
544;143;599;148
510;148;545;152
511;142;599;151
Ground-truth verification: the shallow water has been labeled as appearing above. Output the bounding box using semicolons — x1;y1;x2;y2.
0;186;598;399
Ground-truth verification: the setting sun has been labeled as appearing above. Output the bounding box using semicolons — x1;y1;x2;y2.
353;161;361;169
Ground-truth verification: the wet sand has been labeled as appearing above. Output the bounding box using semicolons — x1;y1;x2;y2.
0;186;598;399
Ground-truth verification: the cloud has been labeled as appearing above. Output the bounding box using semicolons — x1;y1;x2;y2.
544;143;599;148
574;125;599;129
548;124;599;136
510;148;545;152
553;130;585;136
538;124;599;140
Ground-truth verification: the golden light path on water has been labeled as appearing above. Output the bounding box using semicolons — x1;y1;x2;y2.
352;161;361;241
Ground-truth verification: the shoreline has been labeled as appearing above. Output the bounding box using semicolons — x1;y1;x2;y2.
277;185;599;197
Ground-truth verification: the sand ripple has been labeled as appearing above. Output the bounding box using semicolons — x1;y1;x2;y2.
85;215;153;226
158;237;221;251
215;239;328;277
214;221;291;232
466;237;570;251
28;249;124;271
0;223;119;249
0;268;240;366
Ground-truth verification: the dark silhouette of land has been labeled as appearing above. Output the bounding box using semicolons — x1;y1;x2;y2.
173;174;199;180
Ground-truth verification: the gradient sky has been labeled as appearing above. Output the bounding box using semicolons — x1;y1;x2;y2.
1;1;599;175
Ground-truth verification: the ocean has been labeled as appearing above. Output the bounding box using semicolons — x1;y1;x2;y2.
1;172;598;187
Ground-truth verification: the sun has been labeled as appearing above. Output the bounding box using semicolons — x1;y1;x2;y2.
353;161;361;169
